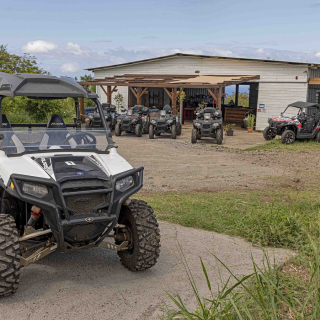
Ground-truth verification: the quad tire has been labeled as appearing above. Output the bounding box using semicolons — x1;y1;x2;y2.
216;128;223;145
115;123;121;136
191;128;197;144
0;214;20;298
117;200;160;271
281;130;295;144
171;124;177;139
176;123;182;136
149;125;154;139
263;127;276;141
135;124;142;137
316;131;320;143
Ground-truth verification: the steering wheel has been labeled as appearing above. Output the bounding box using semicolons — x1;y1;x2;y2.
62;132;97;149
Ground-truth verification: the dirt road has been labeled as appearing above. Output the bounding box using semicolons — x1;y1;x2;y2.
1;222;292;320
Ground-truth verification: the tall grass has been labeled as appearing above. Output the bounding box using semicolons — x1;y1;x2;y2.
164;237;320;319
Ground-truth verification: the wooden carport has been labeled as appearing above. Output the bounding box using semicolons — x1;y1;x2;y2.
80;74;259;118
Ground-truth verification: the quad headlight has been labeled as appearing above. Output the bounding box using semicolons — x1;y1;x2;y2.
167;119;173;124
213;123;219;127
22;182;48;198
115;176;134;192
151;119;156;124
215;110;222;117
195;122;201;127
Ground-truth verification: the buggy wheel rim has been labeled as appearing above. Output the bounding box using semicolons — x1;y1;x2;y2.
286;132;294;143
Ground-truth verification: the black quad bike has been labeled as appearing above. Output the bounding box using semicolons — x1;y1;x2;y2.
115;105;149;137
263;101;320;144
0;72;160;297
149;105;181;139
85;103;117;130
191;107;223;144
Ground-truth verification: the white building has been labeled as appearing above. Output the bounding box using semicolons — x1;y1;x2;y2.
87;53;320;130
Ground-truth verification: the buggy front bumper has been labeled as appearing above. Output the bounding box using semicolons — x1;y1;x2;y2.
6;167;144;252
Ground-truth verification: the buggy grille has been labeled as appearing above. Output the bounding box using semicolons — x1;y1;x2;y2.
65;193;106;214
203;124;211;129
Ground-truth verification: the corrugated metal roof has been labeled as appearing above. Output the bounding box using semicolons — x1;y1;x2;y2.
86;53;318;72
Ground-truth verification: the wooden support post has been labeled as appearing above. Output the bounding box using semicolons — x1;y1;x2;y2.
172;88;177;114
164;88;173;100
107;86;112;103
217;86;222;110
79;98;85;122
137;87;142;105
207;89;217;102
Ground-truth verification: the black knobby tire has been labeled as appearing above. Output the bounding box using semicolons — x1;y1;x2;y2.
0;214;20;297
191;128;197;144
115;123;121;136
149;125;154;139
281;130;295;144
135;124;142;137
316;131;320;143
176;123;182;136
216;128;223;145
263;127;276;141
171;124;177;139
155;133;161;136
117;200;160;271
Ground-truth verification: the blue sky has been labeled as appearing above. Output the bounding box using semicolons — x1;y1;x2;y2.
2;0;320;76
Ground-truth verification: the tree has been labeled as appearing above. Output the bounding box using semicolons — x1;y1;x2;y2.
225;92;249;108
0;44;46;74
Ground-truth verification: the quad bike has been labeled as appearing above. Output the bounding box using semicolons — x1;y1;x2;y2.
263;101;320;144
149;104;181;139
115;105;149;137
191;107;223;144
0;73;160;297
85;103;117;130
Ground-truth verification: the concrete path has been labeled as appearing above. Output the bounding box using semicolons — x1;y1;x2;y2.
1;221;292;320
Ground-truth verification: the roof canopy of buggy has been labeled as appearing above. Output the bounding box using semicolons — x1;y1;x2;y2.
0;72;98;99
288;101;320;109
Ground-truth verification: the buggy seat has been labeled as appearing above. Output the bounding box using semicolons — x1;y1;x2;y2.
40;114;76;149
0;115;25;154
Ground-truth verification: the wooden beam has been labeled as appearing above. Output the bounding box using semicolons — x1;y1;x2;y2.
164;88;173;100
137;87;142;105
107;86;112;103
172;88;177;114
207;88;217;101
111;86;118;94
79;98;85;122
100;85;108;98
139;87;148;98
217;86;222;110
129;87;138;99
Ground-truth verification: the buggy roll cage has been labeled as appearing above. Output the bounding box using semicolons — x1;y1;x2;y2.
0;72;114;148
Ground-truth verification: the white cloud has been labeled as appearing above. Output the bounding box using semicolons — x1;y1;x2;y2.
66;42;84;55
257;48;264;53
22;40;57;53
60;62;81;73
315;52;320;58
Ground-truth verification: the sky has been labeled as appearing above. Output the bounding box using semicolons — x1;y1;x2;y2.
2;0;320;77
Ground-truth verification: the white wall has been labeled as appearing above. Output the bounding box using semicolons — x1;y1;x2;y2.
93;56;308;130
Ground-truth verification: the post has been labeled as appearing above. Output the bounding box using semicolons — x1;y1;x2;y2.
217;86;222;110
180;94;183;124
107;86;112;103
79;98;85;123
137;87;142;105
172;88;177;114
235;84;239;106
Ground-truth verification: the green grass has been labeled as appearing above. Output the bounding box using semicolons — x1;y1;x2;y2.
246;138;320;151
150;189;320;319
143;189;320;253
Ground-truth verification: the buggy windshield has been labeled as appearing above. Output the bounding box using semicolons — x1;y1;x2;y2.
0;128;110;155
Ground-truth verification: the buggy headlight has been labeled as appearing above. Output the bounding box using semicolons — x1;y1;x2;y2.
22;182;48;198
116;176;134;192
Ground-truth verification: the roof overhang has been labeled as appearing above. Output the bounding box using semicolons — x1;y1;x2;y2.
80;74;260;89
